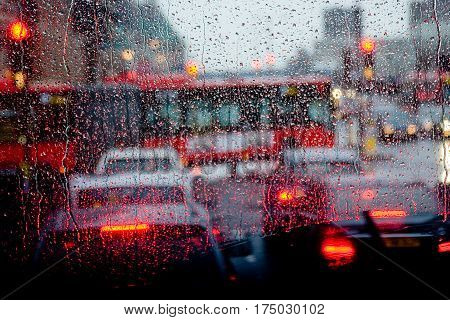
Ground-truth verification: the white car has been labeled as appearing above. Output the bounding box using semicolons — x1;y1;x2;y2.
35;168;227;288
73;146;215;212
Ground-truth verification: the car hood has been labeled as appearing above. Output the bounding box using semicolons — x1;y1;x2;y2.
70;172;191;191
47;204;208;233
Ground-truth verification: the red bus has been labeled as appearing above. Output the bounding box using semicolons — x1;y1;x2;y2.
130;73;335;177
401;70;445;104
0;79;142;231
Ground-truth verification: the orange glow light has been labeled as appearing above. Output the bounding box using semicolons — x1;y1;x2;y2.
321;237;356;261
7;21;29;42
100;223;149;233
277;189;294;202
438;241;450;253
359;38;375;54
361;189;376;200
277;187;305;203
369;209;407;219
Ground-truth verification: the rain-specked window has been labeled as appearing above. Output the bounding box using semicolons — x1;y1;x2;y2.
0;0;449;300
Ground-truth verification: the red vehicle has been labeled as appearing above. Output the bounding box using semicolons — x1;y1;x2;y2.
121;73;336;178
401;70;447;104
0;79;142;232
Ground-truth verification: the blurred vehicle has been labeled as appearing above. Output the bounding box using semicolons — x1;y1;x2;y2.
262;148;358;234
400;70;446;105
376;108;418;142
417;103;450;138
417;103;443;138
0;82;146;238
95;147;183;175
115;74;336;180
34;166;227;292
330;211;449;269
320;156;438;219
94;146;218;210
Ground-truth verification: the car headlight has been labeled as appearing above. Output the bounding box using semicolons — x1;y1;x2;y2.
406;124;417;135
422;120;433;132
383;123;394;135
443;119;450;137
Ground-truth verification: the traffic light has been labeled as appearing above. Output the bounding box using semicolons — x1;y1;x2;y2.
359;38;375;82
5;19;34;89
7;20;30;42
4;1;37;88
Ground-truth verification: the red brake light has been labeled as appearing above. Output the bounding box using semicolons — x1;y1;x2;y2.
438;241;450;253
100;223;149;233
276;187;305;203
321;237;356;265
369;209;407;219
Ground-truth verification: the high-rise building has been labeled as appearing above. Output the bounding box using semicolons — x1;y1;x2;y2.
323;8;362;39
409;0;449;70
309;7;362;80
0;0;185;86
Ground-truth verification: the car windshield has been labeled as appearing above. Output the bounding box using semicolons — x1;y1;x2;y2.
105;158;173;174
1;0;450;301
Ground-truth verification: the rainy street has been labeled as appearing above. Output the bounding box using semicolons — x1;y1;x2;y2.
213;139;445;242
0;0;450;302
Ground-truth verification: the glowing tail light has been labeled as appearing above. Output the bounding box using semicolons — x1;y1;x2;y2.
438;241;450;253
369;209;407;219
276;187;305;203
278;189;294;202
321;237;356;264
100;223;149;233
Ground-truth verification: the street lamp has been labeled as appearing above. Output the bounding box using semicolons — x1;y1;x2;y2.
121;49;135;62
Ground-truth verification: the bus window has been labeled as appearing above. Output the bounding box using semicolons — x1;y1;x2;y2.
160;103;182;131
217;102;240;127
258;98;272;126
308;99;331;128
186;100;213;131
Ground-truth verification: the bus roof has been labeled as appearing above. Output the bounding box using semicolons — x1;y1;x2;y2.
105;72;332;91
27;81;76;94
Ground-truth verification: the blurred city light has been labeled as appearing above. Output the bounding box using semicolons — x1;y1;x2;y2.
363;67;374;81
155;53;167;64
265;53;276;66
331;88;343;100
148;39;161;50
359;37;375;54
7;20;29;42
13;71;26;89
121;49;135;61
185;60;199;77
250;59;262;71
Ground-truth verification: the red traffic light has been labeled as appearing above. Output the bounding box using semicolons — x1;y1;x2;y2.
7;20;30;42
359;37;375;54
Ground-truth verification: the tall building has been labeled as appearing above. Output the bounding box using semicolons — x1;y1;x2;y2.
409;0;450;70
323;8;362;39
0;0;185;87
98;0;185;78
310;7;362;80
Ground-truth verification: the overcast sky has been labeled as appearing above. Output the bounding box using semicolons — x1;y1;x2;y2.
154;0;410;72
